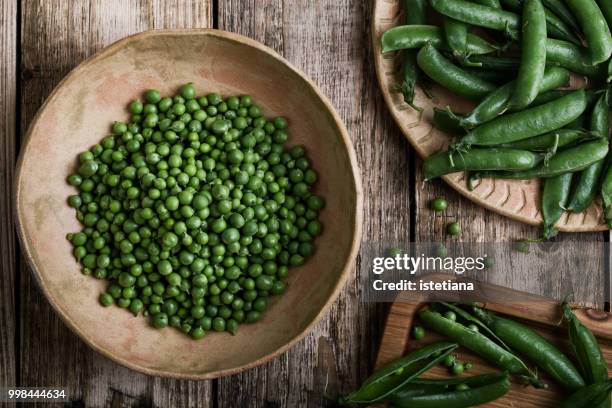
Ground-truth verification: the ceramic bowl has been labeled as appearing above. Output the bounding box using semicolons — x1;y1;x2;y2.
15;29;362;379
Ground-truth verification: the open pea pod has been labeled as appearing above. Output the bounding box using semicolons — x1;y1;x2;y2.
561;379;612;408
435;303;512;353
339;342;458;404
390;372;511;408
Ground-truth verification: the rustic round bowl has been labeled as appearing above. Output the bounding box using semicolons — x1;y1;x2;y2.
15;29;363;379
372;0;607;231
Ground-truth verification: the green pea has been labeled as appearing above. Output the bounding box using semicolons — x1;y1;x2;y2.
430;197;448;212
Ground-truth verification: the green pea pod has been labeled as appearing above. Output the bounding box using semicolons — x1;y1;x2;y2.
430;0;520;38
423;148;541;180
500;129;595;151
544;7;583;45
433;107;466;135
500;0;580;30
444;17;469;58
340;342;458;404
473;307;584;390
402;0;427;24
567;95;610;213
480;140;609;179
542;0;580;31
459;89;587;147
390;373;511;408
563;304;609;384
531;90;573;107
418;308;542;386
541;173;573;239
561;379;612;408
417;44;497;100
546;39;605;78
407;372;508;388
381;25;498;54
598;0;612;28
397;0;427;110
436;303;513;352
461;67;570;129
565;0;612;64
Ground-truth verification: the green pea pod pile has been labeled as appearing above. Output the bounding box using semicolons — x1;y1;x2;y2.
380;0;612;238
340;342;458;404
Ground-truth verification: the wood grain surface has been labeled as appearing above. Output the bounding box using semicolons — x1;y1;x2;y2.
1;0;610;407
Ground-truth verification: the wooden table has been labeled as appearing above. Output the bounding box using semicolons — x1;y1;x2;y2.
0;1;609;406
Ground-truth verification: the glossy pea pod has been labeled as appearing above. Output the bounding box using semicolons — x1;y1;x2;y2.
563;304;610;408
542;0;580;31
396;0;427;110
542;173;573;239
477;140;609;179
462;55;519;70
416;44;497;100
444;0;501;59
418;308;542;386
597;0;612;82
433;107;466;135
460;67;570;129
458;89;587;147
567;95;610;213
389;372;508;400
563;304;609;384
500;129;594;151
565;0;612;64
430;0;520;38
389;373;511;408
546;39;605;78
423;148;541;180
473;307;585;390
339;342;458;404
509;0;547;110
561;379;612;408
380;25;498;54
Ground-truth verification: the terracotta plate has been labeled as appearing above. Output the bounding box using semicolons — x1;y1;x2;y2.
372;0;608;232
15;29;363;379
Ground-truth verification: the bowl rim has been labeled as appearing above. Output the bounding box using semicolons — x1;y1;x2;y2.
13;28;364;380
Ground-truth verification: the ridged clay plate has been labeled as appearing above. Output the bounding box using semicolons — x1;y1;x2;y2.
15;29;363;379
372;0;608;232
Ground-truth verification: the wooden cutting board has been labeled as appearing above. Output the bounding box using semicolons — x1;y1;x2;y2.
375;274;612;407
371;0;608;231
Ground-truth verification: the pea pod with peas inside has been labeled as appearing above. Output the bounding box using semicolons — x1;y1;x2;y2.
417;44;497;100
339;342;458;404
380;25;498;54
567;95;610;213
389;372;511;408
422;148;542;180
457;89;588;147
472;306;585;390
418;307;542;386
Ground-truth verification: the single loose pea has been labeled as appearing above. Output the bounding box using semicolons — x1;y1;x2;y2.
447;221;461;236
99;293;113;307
430;198;448;212
443;354;456;367
451;362;464;376
412;325;425;340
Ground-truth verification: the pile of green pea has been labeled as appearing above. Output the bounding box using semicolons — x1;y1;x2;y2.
66;83;325;339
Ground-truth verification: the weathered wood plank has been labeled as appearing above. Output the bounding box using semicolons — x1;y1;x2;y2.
19;1;212;406
0;0;17;397
414;161;608;307
217;1;409;406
